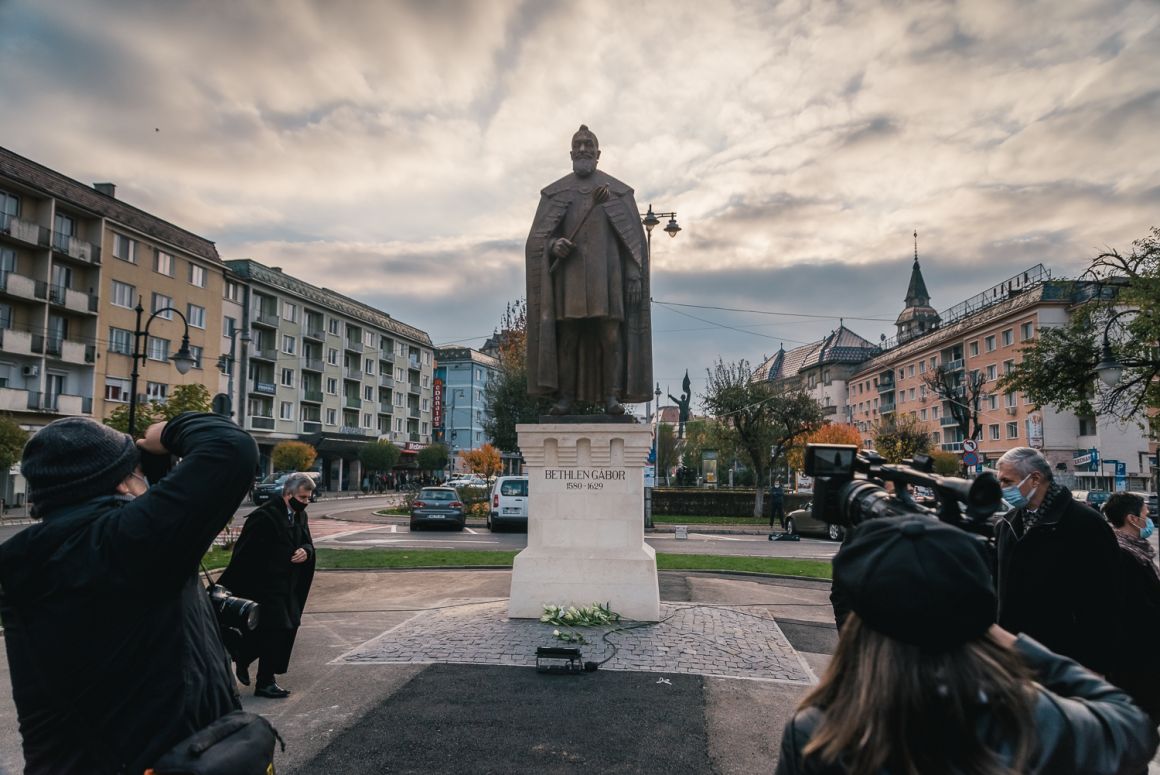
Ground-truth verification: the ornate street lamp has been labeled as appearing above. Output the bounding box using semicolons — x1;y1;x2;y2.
128;297;197;436
1095;308;1149;387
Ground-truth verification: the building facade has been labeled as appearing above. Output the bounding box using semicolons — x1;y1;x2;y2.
434;346;499;472
225;259;434;490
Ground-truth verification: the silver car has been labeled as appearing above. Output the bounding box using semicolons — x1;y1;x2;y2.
784;501;845;541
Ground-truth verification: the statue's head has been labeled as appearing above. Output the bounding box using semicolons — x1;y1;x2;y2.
570;124;600;178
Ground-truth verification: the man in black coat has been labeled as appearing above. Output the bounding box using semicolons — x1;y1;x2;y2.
0;413;258;774
220;472;316;698
994;446;1122;674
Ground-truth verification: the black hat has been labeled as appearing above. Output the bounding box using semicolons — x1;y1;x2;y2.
22;417;140;515
833;516;996;652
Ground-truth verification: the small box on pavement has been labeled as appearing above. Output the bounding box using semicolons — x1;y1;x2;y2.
675;525;688;540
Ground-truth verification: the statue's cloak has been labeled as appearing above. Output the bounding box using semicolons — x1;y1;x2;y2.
525;169;653;403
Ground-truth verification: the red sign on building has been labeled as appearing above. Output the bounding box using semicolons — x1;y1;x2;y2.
433;378;443;431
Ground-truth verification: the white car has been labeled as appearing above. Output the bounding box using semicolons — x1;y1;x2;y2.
488;476;528;532
447;475;488;488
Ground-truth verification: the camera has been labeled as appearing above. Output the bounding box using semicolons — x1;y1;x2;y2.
803;443;1003;537
207;583;259;651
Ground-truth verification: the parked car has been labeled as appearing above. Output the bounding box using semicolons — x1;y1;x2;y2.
447;475;488;489
1128;491;1158;517
1072;489;1111;510
409;487;466;530
251;471;322;505
784;502;845;541
488;476;528;532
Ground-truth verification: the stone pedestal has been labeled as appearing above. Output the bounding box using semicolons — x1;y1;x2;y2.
508;422;660;621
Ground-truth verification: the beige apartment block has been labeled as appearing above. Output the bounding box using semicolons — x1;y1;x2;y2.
225;259;434;492
1;147;231;505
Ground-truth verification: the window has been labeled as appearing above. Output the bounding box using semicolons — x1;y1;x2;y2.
1079;415;1097;436
422;374;430;387
931;406;939;418
281;368;295;387
224;280;242;302
0;302;10;330
0;189;19;220
112;281;135;309
919;361;926;374
987;364;997;380
280;401;293;420
396;418;404;432
1003;359;1015;375
395;392;405;407
1020;322;1034;340
363;330;375;348
282;335;296;355
423;351;431;366
147;337;170;362
395;367;405;382
421;398;430;411
988;395;998;410
105;377;131;402
363;385;373;400
363;412;373;428
187;304;206;329
152;292;173;319
990;424;1000;440
326;377;337;394
224;316;238;336
984;335;996;352
328;317;340;335
1006;422;1018;439
282;301;297;323
364;358;374;375
909;388;916;401
908;365;915;377
188;345;203;369
968;341;979;357
327;348;339;365
189;264;206;288
113;233;136;263
326;408;337;425
1002;329;1013;346
145;382;168;402
1005;391;1017;408
154;251;174;276
108;327;133;355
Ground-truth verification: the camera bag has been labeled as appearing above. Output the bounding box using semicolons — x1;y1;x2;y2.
146;710;283;775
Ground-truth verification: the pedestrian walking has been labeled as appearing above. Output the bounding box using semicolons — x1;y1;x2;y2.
1104;492;1160;724
775;516;1158;775
769;480;785;530
0;414;259;773
219;472;317;699
993;446;1121;673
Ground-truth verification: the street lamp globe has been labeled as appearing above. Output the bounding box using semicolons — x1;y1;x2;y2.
664;216;681;237
171;336;197;375
1095;341;1123;387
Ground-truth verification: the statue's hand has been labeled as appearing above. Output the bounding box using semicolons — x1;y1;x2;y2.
628;278;642;306
551;238;573;260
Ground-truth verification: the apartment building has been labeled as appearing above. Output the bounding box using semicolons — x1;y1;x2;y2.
752;325;880;420
434;346;499;469
225;260;434;490
0;147;231;503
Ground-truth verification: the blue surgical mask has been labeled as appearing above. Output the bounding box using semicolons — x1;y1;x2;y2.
1139;517;1155;540
1002;474;1032;509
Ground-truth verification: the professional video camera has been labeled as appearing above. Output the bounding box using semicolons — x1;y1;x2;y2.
207;583;259;653
803;444;1004;537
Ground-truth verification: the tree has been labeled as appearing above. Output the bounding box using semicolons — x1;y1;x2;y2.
360;440;402;474
930;450;961;476
416;443;449;473
272;441;317;472
0;414;28;469
459;443;502;478
1001;227;1159;433
786;423;863;472
701;359;824;517
872;415;933;464
104;383;213;438
923;365;986;443
656;422;677;485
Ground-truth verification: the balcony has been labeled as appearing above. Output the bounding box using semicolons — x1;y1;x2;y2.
941;415;960;427
0;328;35;355
1;215;49;247
0;386;31;411
879;401;895;414
46;338;91;365
250;348;277;362
302;357;324;372
302;421;322;434
26;391;86;414
408;357;420;370
877;379;894;393
944;358;964;372
344;340;364;354
379;402;392;414
381;351;395;364
303;327;324;342
941;441;965;453
0;271;39;301
409;432;421;442
252;311;279;329
51;232;101;264
345;367;363;380
250;417;275;430
821;405;838;416
302;389;323;403
253;382;277;396
408;381;421;394
408;406;420;419
379;374;394;387
344;396;362;409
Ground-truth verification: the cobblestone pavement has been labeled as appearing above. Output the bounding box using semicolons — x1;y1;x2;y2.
336;598;815;684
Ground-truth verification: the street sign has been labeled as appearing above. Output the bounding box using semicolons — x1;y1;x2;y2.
962;439;978;454
962;451;979;466
644;465;656;489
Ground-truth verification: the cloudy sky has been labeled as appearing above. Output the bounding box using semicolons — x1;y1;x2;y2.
2;0;1156;410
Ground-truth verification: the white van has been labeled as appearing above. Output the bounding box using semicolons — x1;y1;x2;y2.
488;475;528;532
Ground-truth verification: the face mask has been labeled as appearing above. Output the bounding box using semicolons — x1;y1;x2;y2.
1002;474;1032;509
1137;516;1155;540
289;498;308;513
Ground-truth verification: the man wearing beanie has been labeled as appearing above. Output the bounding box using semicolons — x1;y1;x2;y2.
0;413;258;774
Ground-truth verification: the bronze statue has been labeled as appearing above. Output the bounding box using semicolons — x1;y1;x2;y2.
525;125;653;415
668;369;692;438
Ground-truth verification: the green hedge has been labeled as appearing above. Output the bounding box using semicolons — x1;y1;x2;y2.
653;488;810;518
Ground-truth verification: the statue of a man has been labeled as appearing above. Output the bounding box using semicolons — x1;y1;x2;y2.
525;125;653;415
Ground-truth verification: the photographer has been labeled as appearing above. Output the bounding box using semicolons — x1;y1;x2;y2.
0;413;258;774
776;517;1158;774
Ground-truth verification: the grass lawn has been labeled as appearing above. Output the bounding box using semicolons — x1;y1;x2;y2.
652;515;771;525
203;546;831;580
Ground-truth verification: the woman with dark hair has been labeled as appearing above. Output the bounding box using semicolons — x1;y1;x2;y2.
776;516;1157;775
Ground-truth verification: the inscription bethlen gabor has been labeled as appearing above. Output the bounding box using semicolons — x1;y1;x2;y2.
544;468;627;491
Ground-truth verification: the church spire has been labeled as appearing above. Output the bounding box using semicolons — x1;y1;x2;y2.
895;229;940;343
904;230;932;307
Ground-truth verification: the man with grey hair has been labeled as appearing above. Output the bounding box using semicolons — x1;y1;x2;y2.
219;472;317;698
994;446;1122;673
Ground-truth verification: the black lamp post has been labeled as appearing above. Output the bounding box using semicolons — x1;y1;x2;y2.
641;204;681;261
215;324;251;420
128;297;196;436
1095;308;1146;387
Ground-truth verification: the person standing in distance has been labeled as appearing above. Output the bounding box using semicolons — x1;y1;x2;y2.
993;446;1122;674
220;472;317;698
0;413;258;774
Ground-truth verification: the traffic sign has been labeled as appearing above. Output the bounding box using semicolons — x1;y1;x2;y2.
962;451;979;466
962;439;978;453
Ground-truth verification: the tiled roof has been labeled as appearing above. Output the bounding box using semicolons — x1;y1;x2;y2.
754;326;879;381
